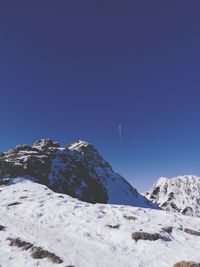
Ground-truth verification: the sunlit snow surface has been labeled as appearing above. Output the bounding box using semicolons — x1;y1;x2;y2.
0;178;200;267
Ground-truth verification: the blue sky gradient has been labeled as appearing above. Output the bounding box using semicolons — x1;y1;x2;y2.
0;1;200;191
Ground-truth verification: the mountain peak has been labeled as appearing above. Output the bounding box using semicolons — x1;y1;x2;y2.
32;139;60;149
156;177;169;185
0;138;155;208
67;140;91;151
145;175;200;217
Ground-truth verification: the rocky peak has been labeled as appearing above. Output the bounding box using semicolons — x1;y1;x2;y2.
7;145;34;154
0;138;156;208
67;140;91;151
144;175;200;217
32;139;60;150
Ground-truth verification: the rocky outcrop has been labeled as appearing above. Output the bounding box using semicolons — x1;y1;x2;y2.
0;139;155;207
144;176;200;217
131;231;171;242
173;262;200;267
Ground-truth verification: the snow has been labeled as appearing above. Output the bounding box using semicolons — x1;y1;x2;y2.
101;170;155;208
0;178;200;267
144;175;200;217
67;140;90;151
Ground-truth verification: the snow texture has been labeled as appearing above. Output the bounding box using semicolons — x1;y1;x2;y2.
144;175;200;217
0;178;200;267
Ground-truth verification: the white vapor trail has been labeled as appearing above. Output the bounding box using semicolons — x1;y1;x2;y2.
119;124;123;171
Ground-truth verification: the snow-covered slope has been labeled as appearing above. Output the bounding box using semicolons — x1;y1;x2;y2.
144;175;200;217
0;139;154;208
0;178;200;267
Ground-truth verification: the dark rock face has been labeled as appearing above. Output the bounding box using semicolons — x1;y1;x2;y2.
0;139;108;204
182;206;193;215
0;225;6;231
162;226;173;234
152;186;160;196
0;139;155;207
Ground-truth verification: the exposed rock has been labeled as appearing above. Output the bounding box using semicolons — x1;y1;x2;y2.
0;225;6;231
144;176;200;217
132;231;171;241
19;196;28;199
173;261;200;267
0;138;156;207
182;207;193;215
8;202;21;206
106;224;120;229
10;145;36;153
184;228;200;237
170;202;181;212
9;237;63;264
31;246;63;263
162;226;173;234
123;215;137;221
10;238;33;250
32;139;60;149
0;177;9;186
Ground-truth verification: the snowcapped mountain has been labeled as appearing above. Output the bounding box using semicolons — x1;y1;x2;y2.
0;138;154;208
0;178;200;267
144;175;200;217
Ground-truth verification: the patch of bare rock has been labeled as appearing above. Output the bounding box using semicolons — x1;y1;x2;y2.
173;261;200;267
132;231;171;241
9;237;63;264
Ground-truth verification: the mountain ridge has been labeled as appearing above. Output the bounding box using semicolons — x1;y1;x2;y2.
144;175;200;217
0;138;155;208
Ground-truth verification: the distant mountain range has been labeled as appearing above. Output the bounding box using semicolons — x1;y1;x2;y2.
0;138;154;208
144;175;200;217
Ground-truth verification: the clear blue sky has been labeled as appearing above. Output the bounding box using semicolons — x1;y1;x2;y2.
0;1;200;191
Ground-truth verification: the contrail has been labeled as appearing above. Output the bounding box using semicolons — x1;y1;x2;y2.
119;124;123;172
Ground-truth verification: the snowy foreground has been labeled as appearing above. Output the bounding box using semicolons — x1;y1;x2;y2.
0;179;200;267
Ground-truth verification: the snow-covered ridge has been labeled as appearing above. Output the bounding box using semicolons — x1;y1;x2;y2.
67;140;91;151
0;179;200;267
144;175;200;217
0;138;155;208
